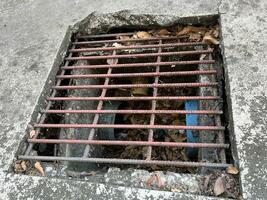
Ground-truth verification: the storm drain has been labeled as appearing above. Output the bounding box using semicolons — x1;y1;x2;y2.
19;32;232;171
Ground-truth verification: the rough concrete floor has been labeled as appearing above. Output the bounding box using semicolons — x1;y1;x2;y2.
0;0;266;199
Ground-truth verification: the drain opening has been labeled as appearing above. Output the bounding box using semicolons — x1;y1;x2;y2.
16;25;239;197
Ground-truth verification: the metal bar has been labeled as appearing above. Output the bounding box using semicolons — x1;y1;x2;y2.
18;155;232;168
52;82;218;90
72;36;183;45
77;32;134;39
82;50;116;158
23;41;77;156
69;42;205;53
147;40;161;160
47;96;221;101
57;70;217;79
27;139;229;148
208;48;226;163
62;60;215;70
65;49;213;61
34;124;225;130
41;109;223;115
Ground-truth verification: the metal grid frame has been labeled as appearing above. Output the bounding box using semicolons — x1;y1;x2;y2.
19;32;231;169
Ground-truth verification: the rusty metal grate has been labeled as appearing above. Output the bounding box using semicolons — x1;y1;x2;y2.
19;32;231;169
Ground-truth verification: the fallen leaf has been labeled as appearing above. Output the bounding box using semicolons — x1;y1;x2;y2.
226;166;239;175
135;31;151;39
146;175;156;188
155;173;162;188
176;26;207;36
203;35;219;45
34;161;45;176
157;29;171;36
21;161;27;171
119;35;131;40
189;33;202;41
171;188;182;193
29;130;36;138
214;176;225;196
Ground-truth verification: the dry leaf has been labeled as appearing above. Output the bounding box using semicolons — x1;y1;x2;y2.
203;35;219;45
176;26;207;36
155;174;162;188
34;161;45;176
226;166;239;175
29;130;36;138
214;176;225;196
157;29;171;36
135;31;151;39
21;161;27;171
146;175;156;188
171;188;182;193
189;33;202;41
119;35;131;40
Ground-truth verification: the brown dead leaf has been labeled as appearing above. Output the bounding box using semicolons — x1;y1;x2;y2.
176;26;207;36
157;29;171;36
34;161;45;176
119;35;131;40
155;173;162;188
146;175;156;188
203;34;219;45
214;176;225;196
189;33;202;41
226;166;239;175
135;31;151;39
29;130;36;138
21;161;27;171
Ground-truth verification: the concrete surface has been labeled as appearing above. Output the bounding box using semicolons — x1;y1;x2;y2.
0;0;266;199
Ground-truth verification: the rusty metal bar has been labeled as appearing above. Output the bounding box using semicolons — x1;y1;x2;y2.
147;40;161;160
41;109;223;115
52;82;218;90
47;96;221;101
72;36;183;45
65;49;213;61
27;139;229;148
34;124;225;131
69;42;205;53
62;60;215;70
57;70;216;79
18;155;232;168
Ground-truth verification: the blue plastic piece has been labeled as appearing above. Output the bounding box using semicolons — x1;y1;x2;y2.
185;100;199;158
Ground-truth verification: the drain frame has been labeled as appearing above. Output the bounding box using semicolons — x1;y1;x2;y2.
19;32;231;169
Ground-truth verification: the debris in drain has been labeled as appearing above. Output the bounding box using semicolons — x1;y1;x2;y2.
201;170;240;199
